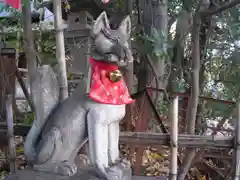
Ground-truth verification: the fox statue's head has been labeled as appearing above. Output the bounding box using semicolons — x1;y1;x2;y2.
90;11;133;68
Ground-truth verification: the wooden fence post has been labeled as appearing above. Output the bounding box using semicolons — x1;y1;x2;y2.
0;49;16;121
233;101;240;180
169;96;179;180
53;0;68;101
6;94;16;173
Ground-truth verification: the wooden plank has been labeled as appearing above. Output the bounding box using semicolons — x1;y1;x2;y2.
132;176;166;180
0;124;234;149
134;88;236;105
120;132;233;149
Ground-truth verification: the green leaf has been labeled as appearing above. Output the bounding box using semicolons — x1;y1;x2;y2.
16;147;24;153
23;112;34;125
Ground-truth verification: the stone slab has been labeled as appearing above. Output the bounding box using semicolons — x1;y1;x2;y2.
5;169;99;180
5;170;166;180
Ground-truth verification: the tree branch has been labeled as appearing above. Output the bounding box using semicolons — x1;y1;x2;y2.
202;0;240;16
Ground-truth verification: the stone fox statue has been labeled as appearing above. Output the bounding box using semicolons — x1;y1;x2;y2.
24;11;134;180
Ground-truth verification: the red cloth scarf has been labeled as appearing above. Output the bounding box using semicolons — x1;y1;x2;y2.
88;57;135;105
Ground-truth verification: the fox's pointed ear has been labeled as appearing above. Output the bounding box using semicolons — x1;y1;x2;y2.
118;16;131;38
92;11;110;35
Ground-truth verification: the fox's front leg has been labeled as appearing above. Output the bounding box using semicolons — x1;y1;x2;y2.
108;121;130;166
107;112;132;180
87;108;109;175
108;121;120;164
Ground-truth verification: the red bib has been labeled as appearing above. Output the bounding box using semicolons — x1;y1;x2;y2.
88;57;135;105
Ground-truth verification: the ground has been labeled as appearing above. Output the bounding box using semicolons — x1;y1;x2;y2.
0;136;173;179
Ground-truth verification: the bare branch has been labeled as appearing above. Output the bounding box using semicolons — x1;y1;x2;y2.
202;0;240;16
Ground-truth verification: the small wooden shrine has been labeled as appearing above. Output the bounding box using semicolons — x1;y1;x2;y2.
0;47;16;120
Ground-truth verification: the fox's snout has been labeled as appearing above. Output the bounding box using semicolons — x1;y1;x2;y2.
111;44;128;60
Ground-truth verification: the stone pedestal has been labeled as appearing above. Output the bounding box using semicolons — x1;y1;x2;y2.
5;166;132;180
5;168;99;180
5;169;167;180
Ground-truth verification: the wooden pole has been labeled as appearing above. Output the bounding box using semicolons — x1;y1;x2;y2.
22;0;45;129
53;0;68;101
169;96;179;180
22;0;38;98
233;102;240;180
6;94;16;173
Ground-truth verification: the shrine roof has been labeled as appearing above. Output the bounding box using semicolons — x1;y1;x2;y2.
45;0;111;19
0;0;109;25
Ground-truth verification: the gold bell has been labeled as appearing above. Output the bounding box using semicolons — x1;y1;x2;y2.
108;70;122;82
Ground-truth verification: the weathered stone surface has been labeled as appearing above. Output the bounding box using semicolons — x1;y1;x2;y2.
35;65;59;121
4;156;165;180
5;168;99;180
5;170;166;180
5;166;132;180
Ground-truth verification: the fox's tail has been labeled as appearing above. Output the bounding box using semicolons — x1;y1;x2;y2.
24;65;60;163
